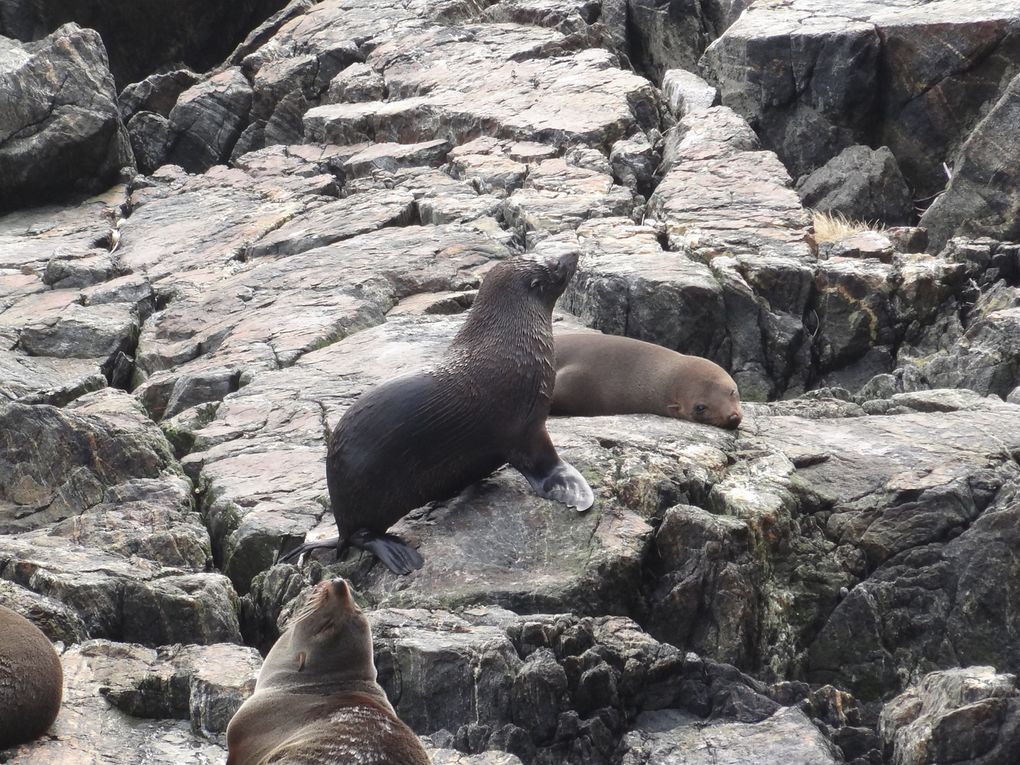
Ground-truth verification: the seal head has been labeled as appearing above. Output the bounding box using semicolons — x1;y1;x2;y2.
226;578;430;765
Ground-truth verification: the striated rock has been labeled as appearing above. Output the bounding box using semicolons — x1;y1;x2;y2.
0;642;231;764
921;70;1020;252
619;706;842;764
119;70;201;123
0;0;290;89
796;145;914;225
0;23;134;211
702;0;1020;198
504;157;636;247
661;68;717;118
0;392;178;533
627;0;713;81
880;667;1020;765
126;111;172;176
325;62;387;104
166;68;254;173
0;579;88;644
343;139;452;178
305;26;659;151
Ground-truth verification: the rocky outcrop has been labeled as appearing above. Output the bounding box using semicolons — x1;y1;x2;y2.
920;70;1020;252
0;0;289;89
880;667;1020;765
3;0;1020;763
0;24;134;210
701;0;1020;199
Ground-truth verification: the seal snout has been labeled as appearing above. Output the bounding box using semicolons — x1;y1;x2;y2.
726;411;742;430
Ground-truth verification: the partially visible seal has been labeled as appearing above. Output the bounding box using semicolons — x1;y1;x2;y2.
226;578;429;765
551;333;743;429
0;605;63;749
282;249;594;574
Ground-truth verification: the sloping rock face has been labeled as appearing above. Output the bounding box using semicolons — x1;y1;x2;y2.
702;0;1020;203
2;0;1020;763
920;70;1020;251
0;0;289;88
0;23;134;210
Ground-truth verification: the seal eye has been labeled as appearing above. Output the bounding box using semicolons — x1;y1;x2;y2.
694;404;707;416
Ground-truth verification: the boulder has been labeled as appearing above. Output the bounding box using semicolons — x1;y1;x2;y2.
796;145;914;225
880;667;1020;765
0;24;133;210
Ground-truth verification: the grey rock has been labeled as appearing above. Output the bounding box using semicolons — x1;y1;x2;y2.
42;252;121;289
827;231;895;263
661;68;717;118
343;139;453;178
0;24;134;211
702;0;1020;199
0;642;228;764
609;134;657;196
167;68;254;173
880;666;1020;765
325;62;387;104
659;105;760;173
619;706;842;765
0;392;177;533
18;302;139;361
119;70;201;122
504;157;635;247
0;579;89;644
127;111;172;176
0;0;292;90
305;27;659;150
797;145;914;225
921;69;1020;252
627;0;713;81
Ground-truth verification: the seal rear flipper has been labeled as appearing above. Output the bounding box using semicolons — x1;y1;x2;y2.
350;529;424;575
278;536;343;564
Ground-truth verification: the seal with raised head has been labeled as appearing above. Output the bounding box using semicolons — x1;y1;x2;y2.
281;248;594;575
0;605;63;749
551;333;743;429
226;577;429;765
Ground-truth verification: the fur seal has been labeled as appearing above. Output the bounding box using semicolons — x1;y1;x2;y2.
0;605;63;749
551;333;743;429
226;577;429;765
282;250;594;574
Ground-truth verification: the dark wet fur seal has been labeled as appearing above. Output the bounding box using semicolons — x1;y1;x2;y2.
226;578;429;765
551;333;743;429
0;605;63;749
282;249;594;574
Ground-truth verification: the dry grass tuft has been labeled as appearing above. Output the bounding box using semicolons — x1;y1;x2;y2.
811;209;884;243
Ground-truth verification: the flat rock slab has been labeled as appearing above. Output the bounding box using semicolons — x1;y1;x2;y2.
305;25;659;150
619;706;842;764
0;642;232;765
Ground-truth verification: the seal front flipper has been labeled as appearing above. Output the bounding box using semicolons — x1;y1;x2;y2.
512;427;595;511
350;529;424;575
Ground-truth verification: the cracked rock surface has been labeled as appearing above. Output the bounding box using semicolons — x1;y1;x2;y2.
3;0;1020;763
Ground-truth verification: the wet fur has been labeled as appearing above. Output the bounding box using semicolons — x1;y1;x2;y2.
0;606;63;749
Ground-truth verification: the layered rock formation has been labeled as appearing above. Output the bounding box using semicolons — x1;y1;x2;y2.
2;0;1020;763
